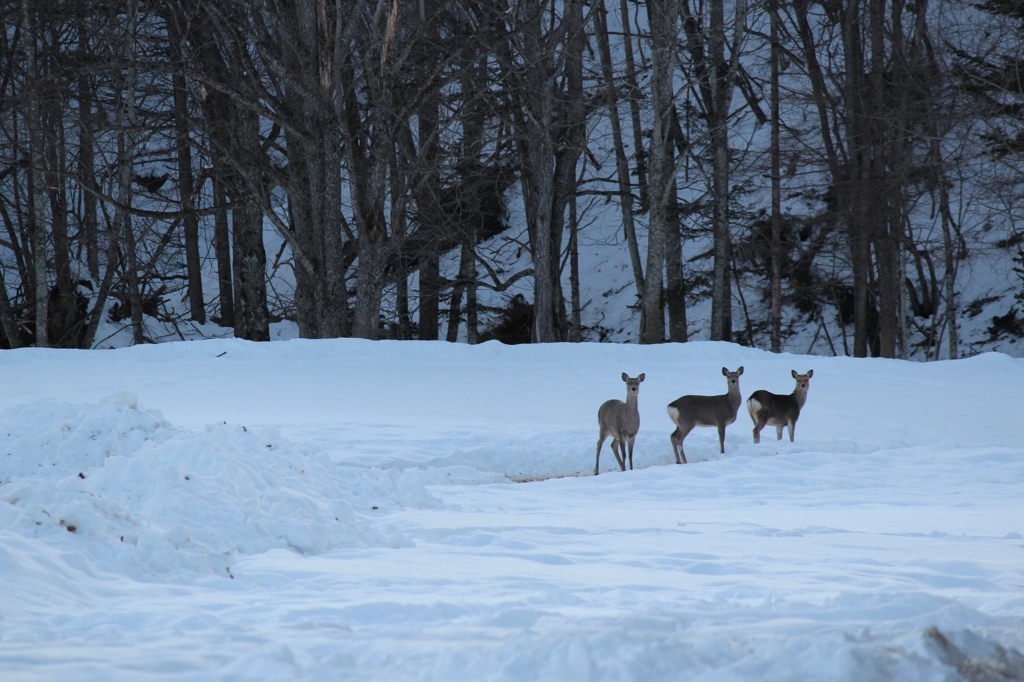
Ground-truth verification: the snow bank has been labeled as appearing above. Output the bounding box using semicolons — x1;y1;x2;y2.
1;339;1022;681
0;392;439;579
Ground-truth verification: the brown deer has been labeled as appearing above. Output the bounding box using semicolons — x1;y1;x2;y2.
747;370;813;443
595;373;645;475
666;367;744;464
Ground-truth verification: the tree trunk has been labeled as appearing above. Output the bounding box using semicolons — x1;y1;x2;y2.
939;175;958;360
23;0;48;347
568;187;582;342
446;255;464;342
708;0;733;342
419;254;441;340
464;245;479;344
347;124;390;341
769;0;782;352
213;174;234;326
46;98;77;347
229;106;270;342
665;180;688;342
642;0;678;344
275;0;349;339
118;0;144;345
76;22;99;283
619;0;649;211
596;0;644;304
287;139;318;337
320;128;349;338
519;8;560;344
417;9;443;342
869;0;898;358
523;133;562;344
165;4;204;324
842;0;871;357
122;183;144;346
458;20;485;346
231;193;270;342
448;241;479;342
352;233;387;340
510;0;585;343
0;270;22;348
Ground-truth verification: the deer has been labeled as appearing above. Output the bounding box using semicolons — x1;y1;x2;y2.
595;373;645;476
665;367;744;464
747;370;813;444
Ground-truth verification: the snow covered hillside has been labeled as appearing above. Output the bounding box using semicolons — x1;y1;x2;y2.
2;338;1023;681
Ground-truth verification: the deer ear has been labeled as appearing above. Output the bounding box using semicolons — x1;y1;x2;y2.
806;369;813;378
737;366;744;375
721;367;728;376
621;372;628;382
638;373;645;382
792;369;798;379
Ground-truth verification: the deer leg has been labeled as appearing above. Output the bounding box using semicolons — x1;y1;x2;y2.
595;433;607;476
627;436;634;470
787;420;795;442
671;427;689;464
775;425;784;441
611;439;625;471
682;425;696;462
753;416;765;444
718;424;727;454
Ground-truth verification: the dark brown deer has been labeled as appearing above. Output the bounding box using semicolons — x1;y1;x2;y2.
747;370;813;443
595;373;645;475
666;367;744;464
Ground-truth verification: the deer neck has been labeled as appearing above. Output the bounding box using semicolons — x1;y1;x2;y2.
624;391;639;409
727;382;742;410
792;387;808;409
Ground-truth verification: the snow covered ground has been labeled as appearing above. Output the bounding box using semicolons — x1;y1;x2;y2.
2;338;1023;681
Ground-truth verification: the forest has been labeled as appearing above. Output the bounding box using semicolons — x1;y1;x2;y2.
2;0;1023;357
